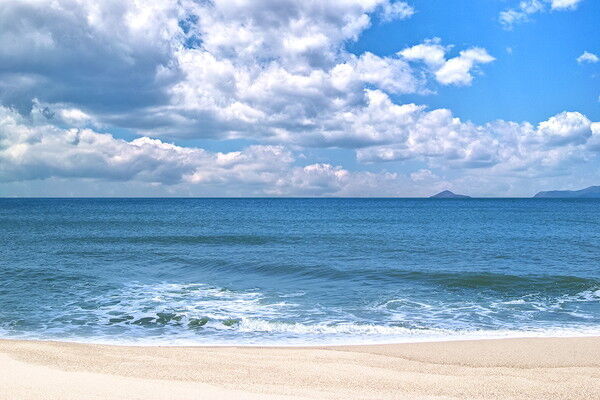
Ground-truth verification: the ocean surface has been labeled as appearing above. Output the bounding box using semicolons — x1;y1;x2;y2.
1;198;600;345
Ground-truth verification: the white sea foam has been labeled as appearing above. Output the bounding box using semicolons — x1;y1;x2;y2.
8;325;600;347
3;281;600;347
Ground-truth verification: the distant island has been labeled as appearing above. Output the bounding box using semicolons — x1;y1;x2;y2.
533;185;600;198
429;190;471;199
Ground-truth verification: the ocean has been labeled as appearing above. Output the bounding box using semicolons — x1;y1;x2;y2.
1;198;599;345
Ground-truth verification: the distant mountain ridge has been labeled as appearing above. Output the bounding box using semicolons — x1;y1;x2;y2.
429;190;471;199
533;186;600;198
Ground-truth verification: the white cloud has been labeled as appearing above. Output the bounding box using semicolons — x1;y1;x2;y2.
577;51;599;64
536;111;592;146
435;48;495;86
353;52;421;94
550;0;582;10
500;0;583;28
399;39;495;86
379;1;415;22
499;0;545;27
399;38;447;68
587;122;600;151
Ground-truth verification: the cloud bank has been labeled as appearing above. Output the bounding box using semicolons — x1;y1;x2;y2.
0;106;403;196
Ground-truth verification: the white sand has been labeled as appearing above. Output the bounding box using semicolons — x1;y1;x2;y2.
1;337;599;399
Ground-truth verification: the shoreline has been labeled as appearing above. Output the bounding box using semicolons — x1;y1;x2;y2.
3;327;600;347
2;336;599;399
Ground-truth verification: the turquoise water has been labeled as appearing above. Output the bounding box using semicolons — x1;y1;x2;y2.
1;198;599;345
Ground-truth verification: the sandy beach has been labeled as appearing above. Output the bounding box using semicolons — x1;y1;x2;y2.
1;337;599;399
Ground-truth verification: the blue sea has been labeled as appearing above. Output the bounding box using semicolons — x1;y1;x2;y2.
1;198;600;345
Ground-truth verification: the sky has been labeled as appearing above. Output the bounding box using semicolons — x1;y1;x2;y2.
0;0;598;197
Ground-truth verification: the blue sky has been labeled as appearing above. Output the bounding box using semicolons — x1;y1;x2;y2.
0;0;598;197
351;0;599;124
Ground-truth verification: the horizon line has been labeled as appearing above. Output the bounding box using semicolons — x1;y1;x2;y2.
0;196;586;200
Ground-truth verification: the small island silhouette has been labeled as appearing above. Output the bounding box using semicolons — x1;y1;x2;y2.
533;185;600;198
429;190;471;199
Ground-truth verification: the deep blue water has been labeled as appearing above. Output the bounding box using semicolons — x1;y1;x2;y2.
1;198;600;345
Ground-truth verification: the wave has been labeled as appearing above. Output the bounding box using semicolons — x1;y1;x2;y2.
151;258;600;295
406;271;600;292
3;280;599;342
2;278;600;347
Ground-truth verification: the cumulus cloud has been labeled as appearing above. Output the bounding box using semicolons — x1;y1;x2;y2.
500;0;583;28
577;51;599;64
434;48;495;86
536;111;592;146
398;38;447;68
354;101;596;176
399;39;495;86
